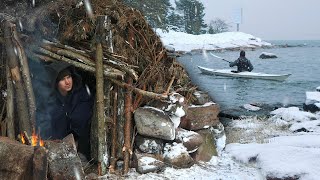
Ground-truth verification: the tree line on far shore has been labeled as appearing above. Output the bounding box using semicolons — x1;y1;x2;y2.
123;0;230;35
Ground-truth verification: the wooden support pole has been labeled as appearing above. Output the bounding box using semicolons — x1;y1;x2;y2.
3;20;31;135
109;87;118;173
123;27;134;174
6;64;15;139
95;15;107;176
12;24;36;130
123;77;133;174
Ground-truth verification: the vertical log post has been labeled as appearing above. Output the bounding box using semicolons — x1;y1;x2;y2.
109;86;118;173
123;28;134;174
6;63;15;139
12;26;36;130
95;15;107;175
3;20;31;135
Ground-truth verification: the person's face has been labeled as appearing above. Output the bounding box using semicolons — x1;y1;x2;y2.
57;75;73;96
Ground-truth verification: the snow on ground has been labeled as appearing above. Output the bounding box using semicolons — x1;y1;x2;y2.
120;31;320;179
156;30;272;52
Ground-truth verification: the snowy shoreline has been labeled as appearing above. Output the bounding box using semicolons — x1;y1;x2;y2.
157;30;273;52
127;30;320;180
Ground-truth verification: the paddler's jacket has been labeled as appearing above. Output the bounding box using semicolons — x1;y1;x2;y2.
229;57;254;72
46;62;94;140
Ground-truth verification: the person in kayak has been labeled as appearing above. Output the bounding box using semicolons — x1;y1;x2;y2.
229;50;254;72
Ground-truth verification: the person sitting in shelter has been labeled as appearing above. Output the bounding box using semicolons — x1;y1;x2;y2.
229;50;254;72
46;61;94;150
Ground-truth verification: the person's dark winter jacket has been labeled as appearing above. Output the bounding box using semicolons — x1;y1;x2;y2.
46;62;94;140
229;56;254;72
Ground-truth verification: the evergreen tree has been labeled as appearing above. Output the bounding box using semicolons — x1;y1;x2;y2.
123;0;172;30
176;0;206;35
167;11;185;32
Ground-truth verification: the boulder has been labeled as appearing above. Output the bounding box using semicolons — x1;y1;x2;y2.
135;135;164;154
163;143;194;168
134;107;175;140
259;52;278;59
303;91;320;112
45;134;85;180
132;151;165;174
175;128;203;153
180;102;220;130
191;129;218;162
192;90;212;105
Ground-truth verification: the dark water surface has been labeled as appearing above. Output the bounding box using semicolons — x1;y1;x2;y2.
177;40;320;110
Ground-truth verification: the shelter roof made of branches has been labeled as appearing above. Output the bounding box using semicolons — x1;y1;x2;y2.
0;0;197;103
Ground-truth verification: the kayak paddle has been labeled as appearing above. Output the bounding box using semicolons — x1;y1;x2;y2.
209;52;231;63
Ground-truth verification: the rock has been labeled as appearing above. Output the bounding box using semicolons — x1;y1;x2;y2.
303;91;320;112
259;52;278;59
132;151;165;174
135;135;164;154
210;122;226;155
45;134;85;180
163;143;194;168
243;104;261;111
191;129;218;162
134;107;175;140
148;93;187;118
219;103;299;119
303;103;320;113
175;128;203;153
192;90;212;105
180;102;220;130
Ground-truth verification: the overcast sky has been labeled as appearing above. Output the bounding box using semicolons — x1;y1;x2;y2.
199;0;320;40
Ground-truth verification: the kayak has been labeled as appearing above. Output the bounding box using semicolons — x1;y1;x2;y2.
198;66;291;81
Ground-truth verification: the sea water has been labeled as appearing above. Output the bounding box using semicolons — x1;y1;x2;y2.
177;40;320;110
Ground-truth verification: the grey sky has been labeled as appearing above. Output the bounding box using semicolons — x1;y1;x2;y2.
199;0;320;40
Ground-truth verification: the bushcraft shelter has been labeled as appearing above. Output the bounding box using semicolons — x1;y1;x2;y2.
0;0;198;177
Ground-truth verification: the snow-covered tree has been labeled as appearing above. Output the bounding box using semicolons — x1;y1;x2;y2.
175;0;206;35
208;18;230;34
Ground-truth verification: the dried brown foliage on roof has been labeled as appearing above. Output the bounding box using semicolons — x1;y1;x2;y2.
0;0;197;104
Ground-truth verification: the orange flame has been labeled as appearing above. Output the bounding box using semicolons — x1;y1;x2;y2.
20;130;45;147
31;130;38;146
39;137;45;147
20;133;26;144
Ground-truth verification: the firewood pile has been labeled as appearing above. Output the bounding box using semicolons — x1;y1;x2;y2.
0;0;198;177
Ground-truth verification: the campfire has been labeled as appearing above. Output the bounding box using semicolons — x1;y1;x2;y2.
19;129;45;147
